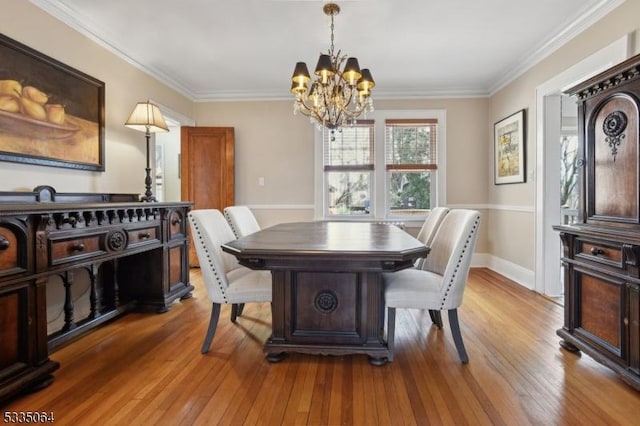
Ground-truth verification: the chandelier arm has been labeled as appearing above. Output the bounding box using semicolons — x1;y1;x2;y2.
295;98;327;125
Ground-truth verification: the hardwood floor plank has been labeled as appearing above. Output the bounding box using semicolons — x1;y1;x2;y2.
327;358;346;425
371;363;393;424
290;356;318;424
393;354;427;424
3;268;640;425
308;358;331;425
353;355;379;425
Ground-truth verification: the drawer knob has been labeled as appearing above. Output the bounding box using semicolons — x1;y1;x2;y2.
139;232;151;239
71;243;86;252
0;235;9;250
172;218;182;226
590;247;605;255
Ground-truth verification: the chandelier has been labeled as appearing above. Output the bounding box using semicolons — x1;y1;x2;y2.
290;2;375;132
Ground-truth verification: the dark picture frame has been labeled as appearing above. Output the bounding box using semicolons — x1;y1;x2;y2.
494;109;526;184
0;33;105;171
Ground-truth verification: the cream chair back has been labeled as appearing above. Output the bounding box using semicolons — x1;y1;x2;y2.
414;206;449;268
224;205;261;238
421;209;481;309
188;209;241;304
416;207;450;246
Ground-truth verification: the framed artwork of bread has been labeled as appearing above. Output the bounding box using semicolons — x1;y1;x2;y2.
0;33;105;171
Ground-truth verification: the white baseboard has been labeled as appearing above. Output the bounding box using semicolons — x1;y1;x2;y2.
471;253;534;290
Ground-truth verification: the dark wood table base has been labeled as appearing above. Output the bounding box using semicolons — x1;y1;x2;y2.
222;222;427;365
264;269;391;365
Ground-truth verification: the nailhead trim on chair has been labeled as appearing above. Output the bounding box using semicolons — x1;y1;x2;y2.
439;216;480;309
223;210;240;239
189;213;229;303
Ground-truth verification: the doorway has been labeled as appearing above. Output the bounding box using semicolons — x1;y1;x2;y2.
534;36;629;296
152;103;196;202
155;123;181;201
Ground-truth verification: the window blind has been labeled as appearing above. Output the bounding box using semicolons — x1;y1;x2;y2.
385;118;437;170
324;120;375;171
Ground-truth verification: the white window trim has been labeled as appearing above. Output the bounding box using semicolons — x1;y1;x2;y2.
314;109;447;226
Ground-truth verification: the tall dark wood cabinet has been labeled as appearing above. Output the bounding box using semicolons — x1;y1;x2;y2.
554;53;640;390
0;187;193;404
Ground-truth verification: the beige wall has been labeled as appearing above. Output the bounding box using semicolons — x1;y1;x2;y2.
0;0;193;195
193;101;315;206
2;0;639;287
193;98;491;247
488;0;640;272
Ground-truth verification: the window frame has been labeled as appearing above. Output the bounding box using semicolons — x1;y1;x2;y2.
314;109;447;226
322;120;375;218
385;118;438;219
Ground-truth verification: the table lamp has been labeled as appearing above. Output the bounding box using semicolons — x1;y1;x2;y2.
124;101;169;202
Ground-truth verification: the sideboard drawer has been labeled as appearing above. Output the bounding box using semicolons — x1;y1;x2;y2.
0;226;20;277
0;223;29;279
169;210;185;239
126;226;159;246
576;238;623;269
49;234;105;266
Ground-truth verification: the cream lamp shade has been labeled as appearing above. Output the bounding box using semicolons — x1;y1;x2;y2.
124;101;169;133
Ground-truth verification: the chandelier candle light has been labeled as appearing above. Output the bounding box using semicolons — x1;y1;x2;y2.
124;101;169;202
290;2;375;133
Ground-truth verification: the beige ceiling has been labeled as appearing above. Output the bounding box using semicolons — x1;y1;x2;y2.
32;0;624;100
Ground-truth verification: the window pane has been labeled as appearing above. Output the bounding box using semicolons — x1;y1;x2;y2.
327;171;371;216
325;122;374;168
561;134;579;224
388;171;431;216
385;120;437;167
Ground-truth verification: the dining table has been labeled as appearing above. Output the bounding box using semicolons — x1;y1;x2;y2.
221;220;428;365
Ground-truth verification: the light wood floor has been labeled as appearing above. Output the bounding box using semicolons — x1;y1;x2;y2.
4;268;640;425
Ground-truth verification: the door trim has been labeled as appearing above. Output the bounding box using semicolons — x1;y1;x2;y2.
534;36;629;296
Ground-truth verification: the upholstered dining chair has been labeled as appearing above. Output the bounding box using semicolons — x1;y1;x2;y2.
414;206;450;269
188;209;272;354
383;209;481;363
224;205;261;238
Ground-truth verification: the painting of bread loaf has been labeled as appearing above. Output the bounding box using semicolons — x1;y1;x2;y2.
0;34;105;171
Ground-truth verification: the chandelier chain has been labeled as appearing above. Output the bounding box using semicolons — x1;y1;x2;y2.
329;12;335;57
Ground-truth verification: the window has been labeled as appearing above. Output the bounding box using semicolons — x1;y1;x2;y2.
385;119;437;217
323;120;374;216
315;110;446;223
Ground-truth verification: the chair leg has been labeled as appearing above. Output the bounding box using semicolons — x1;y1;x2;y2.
231;304;239;322
237;303;245;316
429;309;443;328
387;307;396;362
201;303;221;354
448;309;469;364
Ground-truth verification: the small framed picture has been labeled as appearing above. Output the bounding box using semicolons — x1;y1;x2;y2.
494;109;526;184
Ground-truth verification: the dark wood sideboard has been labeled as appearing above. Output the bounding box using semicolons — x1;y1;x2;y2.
0;186;193;404
554;53;640;390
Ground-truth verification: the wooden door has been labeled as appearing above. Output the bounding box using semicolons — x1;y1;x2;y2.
181;127;234;266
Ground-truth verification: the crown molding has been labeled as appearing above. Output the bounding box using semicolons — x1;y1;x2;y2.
30;0;199;99
488;0;626;95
